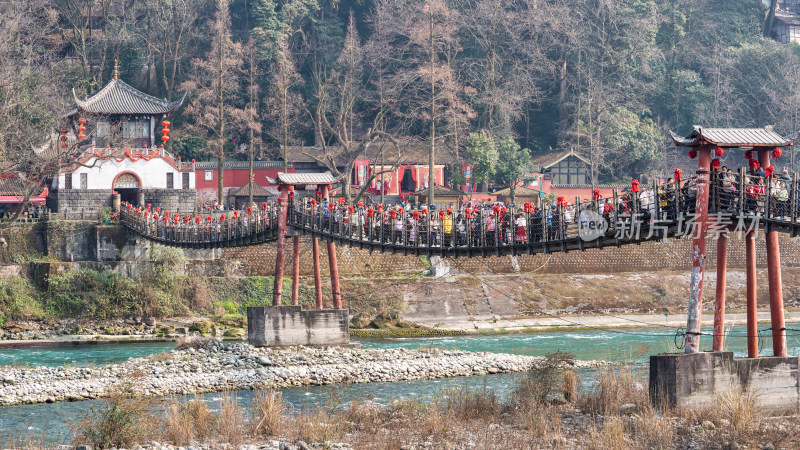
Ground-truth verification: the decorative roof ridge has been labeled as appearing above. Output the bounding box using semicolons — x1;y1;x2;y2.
74;78;185;113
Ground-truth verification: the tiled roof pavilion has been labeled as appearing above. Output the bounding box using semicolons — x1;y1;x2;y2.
72;78;185;115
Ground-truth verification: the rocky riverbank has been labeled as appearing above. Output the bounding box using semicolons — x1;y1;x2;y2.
0;339;607;406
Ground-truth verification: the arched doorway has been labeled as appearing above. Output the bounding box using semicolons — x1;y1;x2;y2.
113;172;141;205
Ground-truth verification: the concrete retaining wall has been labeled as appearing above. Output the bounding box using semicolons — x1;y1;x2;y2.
649;352;799;413
247;306;350;347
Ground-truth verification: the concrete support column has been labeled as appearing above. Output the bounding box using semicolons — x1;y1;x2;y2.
272;185;289;306
713;233;728;352
757;148;787;357
320;183;342;309
312;237;323;309
291;235;300;306
746;230;758;358
685;146;712;353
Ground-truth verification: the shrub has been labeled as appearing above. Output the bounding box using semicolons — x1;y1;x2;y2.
74;382;154;448
514;351;576;405
0;278;43;325
162;398;215;445
251;389;285;437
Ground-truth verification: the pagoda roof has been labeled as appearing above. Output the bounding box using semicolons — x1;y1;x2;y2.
669;126;797;148
492;186;540;197
266;171;344;186
530;148;590;169
72;78;185;115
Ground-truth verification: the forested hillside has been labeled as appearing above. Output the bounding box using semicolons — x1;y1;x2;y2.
2;0;797;183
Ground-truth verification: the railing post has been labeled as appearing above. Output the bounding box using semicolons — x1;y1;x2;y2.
792;173;799;225
739;167;746;213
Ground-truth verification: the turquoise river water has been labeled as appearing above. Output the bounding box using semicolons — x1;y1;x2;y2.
2;325;798;445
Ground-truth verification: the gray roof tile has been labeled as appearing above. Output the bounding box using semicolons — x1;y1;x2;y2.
73;79;185;115
670;126;796;147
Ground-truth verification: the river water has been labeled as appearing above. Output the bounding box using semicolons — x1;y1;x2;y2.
1;325;797;445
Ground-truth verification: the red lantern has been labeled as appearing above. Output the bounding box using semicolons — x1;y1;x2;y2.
438;209;444;219
153;213;159;220
161;135;169;142
745;150;753;160
144;211;149;218
766;165;775;177
557;196;565;207
749;159;760;170
316;189;322;197
233;210;239;218
309;199;316;206
465;207;472;215
500;206;507;215
390;210;397;219
378;205;384;213
261;202;268;210
773;148;782;159
465;210;472;219
367;207;374;217
184;215;190;224
156;207;161;213
413;210;419;220
126;203;132;210
688;150;697;159
59;135;67;142
247;207;253;215
220;214;225;221
631;180;639;193
421;207;427;215
348;205;354;213
328;203;335;210
492;205;500;214
162;120;171;128
357;201;364;208
339;197;345;205
78;118;86;125
715;147;724;157
592;188;601;200
173;216;179;224
207;216;213;223
711;158;721;170
195;216;201;224
674;169;682;181
288;191;294;199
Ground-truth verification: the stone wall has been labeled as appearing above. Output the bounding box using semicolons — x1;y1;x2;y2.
47;190;110;215
143;189;196;214
48;189;196;216
222;233;800;277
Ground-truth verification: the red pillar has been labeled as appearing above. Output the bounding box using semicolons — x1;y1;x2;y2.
312;236;323;309
320;184;342;309
713;233;728;352
272;185;289;306
291;235;300;306
685;145;712;353
746;230;758;358
757;148;787;357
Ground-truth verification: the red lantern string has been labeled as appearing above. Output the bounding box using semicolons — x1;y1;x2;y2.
348;205;354;213
390;210;397;219
261;202;268;210
220;214;226;221
715;147;724;157
438;209;444;219
247;207;253;215
557;196;565;207
766;165;775;177
773;148;782;159
233;210;239;218
328;203;335;210
339;197;345;205
749;159;760;170
288;191;294;199
207;216;213;223
745;150;753;160
367;207;374;217
357;201;364;208
195;216;201;224
413;210;419;220
688;150;697;159
378;205;384;213
309;199;316;206
674;169;682;181
711;158;721;170
492;205;500;214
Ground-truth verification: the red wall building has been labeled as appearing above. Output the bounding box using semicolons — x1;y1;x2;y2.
194;161;293;203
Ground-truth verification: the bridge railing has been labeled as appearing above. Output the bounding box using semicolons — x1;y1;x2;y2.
119;169;800;249
119;204;280;245
289;176;696;252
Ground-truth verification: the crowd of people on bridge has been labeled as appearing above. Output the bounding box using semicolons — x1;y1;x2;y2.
119;159;800;247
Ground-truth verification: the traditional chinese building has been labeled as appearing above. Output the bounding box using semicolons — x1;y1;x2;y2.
769;1;800;43
48;73;194;215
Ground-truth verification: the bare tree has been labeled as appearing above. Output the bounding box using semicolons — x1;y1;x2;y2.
180;0;249;205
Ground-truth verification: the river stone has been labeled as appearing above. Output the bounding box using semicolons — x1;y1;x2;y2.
619;403;637;414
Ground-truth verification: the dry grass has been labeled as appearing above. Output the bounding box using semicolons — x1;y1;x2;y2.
217;392;246;446
582;366;648;416
162;398;216;445
251;389;285;437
